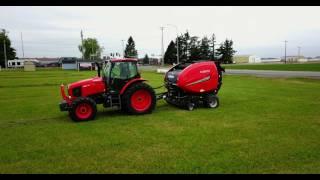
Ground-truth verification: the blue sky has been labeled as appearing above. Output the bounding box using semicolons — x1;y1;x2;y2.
1;6;320;58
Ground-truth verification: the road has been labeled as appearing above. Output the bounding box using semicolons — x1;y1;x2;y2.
138;65;320;79
225;69;320;79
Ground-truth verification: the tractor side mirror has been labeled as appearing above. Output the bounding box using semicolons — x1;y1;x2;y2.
95;62;101;77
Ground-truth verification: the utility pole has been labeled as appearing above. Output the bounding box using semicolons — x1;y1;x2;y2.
212;33;216;61
91;41;94;60
298;46;301;58
21;32;25;58
284;40;288;64
176;35;179;64
2;29;7;69
80;30;84;60
121;40;125;58
160;26;165;66
79;30;85;72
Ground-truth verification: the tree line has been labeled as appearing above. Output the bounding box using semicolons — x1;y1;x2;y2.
79;36;138;60
0;30;139;68
0;28;235;68
0;31;17;67
164;31;236;64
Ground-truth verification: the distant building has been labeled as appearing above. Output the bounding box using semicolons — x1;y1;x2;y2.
59;57;79;70
35;57;60;67
79;61;97;70
149;54;162;65
9;58;61;68
7;59;39;68
298;57;320;63
232;55;261;64
24;61;36;71
280;56;305;63
59;57;101;70
260;57;282;63
137;58;144;65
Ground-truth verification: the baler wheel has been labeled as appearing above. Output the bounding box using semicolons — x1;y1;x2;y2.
187;102;195;111
69;97;97;122
205;94;219;108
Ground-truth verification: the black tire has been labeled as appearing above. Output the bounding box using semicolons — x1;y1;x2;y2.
187;102;195;111
69;97;97;122
205;94;219;108
122;82;156;115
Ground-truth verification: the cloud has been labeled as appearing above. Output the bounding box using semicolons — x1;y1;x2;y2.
1;6;320;58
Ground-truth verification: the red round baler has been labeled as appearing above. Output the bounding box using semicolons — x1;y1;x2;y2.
164;61;224;110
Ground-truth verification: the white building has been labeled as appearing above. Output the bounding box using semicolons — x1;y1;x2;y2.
7;59;39;68
233;55;261;64
298;58;320;62
260;58;282;63
248;55;261;63
149;54;162;65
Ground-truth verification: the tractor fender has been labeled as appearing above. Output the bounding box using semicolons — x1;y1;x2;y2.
119;78;147;95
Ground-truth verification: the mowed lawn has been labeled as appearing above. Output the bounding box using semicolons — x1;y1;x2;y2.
224;63;320;71
0;69;320;173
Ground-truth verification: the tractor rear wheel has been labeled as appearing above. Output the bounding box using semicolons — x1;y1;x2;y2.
69;97;97;122
122;82;156;115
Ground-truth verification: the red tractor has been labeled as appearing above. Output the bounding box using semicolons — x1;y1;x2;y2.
59;58;224;122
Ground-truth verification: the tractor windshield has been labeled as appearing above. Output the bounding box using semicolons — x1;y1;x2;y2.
102;61;138;80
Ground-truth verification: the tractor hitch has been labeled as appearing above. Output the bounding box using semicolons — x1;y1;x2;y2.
156;92;167;100
59;100;71;111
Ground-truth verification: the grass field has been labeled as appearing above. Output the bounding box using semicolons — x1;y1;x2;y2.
224;63;320;71
1;69;320;173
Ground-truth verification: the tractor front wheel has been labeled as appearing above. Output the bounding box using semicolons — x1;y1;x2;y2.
122;82;156;114
69;97;97;122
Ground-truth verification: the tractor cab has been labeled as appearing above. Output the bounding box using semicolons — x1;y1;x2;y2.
101;58;140;93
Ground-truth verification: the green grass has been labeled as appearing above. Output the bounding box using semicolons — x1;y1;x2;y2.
224;63;320;71
1;69;320;173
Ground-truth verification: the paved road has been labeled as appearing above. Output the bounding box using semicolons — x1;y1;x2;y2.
225;69;320;79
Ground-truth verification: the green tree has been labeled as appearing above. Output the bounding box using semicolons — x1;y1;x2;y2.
216;39;236;64
176;31;190;62
209;33;216;60
78;38;103;60
0;30;16;67
199;36;211;60
124;36;138;58
143;54;149;65
189;36;201;61
164;40;177;64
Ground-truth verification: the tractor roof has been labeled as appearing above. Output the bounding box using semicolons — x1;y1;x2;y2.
109;58;138;62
